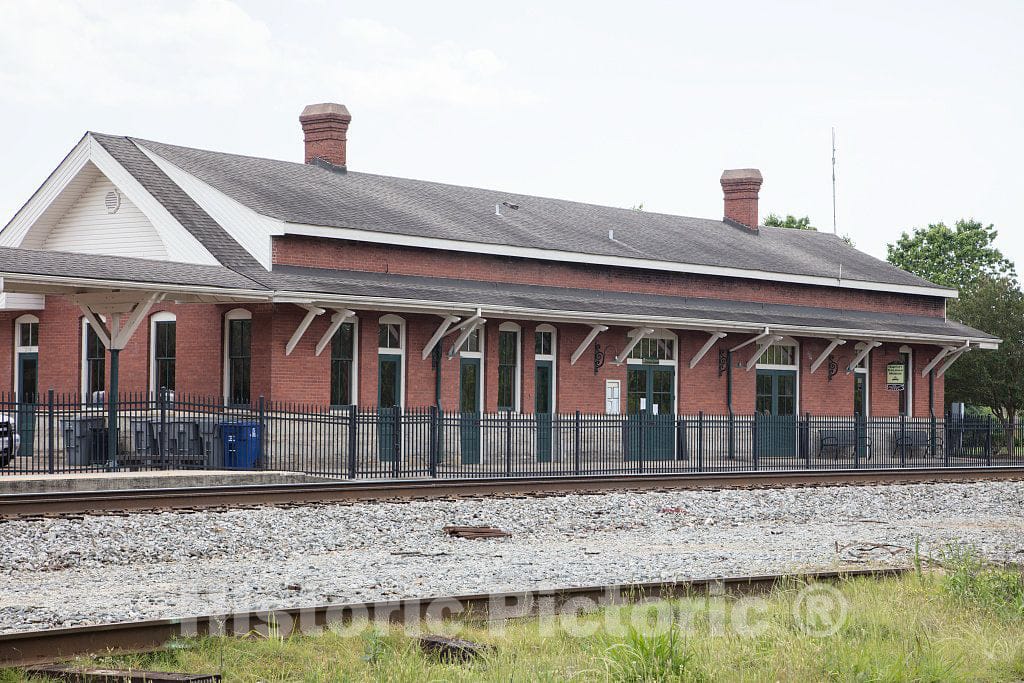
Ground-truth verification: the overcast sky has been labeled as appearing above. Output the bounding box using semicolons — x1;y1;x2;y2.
1;1;1022;265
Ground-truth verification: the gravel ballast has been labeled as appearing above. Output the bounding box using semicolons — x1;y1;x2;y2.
0;481;1021;633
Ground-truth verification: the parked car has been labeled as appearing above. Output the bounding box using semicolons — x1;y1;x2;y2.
0;413;19;467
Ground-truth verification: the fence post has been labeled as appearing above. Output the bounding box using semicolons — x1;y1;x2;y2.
751;416;759;471
348;406;358;479
505;411;513;477
986;415;992;466
930;413;938;461
574;410;582;475
392;406;402;479
428;407;439;478
805;412;812;470
47;389;55;474
943;412;950;468
159;388;168;459
899;413;906;467
697;411;704;472
257;395;266;470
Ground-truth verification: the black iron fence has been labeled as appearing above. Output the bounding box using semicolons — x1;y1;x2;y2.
0;391;1020;478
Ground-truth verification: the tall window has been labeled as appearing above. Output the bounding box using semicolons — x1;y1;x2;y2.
224;309;252;405
331;322;355;406
150;312;176;394
84;322;105;403
17;319;38;348
377;315;406;408
497;323;520;412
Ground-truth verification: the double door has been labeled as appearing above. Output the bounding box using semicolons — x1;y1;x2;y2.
755;369;796;457
625;365;675;461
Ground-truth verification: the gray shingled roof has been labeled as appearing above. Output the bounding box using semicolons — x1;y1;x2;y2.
91;134;270;281
131;137;946;292
268;265;995;341
0;247;264;291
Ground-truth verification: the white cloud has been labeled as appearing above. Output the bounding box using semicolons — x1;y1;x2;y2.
0;0;536;109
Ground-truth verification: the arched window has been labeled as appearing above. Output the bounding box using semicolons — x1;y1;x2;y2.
330;316;358;406
223;309;252;405
150;311;176;395
377;314;405;408
497;322;521;412
81;317;106;404
14;314;39;403
534;324;557;414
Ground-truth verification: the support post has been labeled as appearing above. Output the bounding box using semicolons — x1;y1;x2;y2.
899;413;906;467
47;389;54;474
505;411;513;476
107;348;119;470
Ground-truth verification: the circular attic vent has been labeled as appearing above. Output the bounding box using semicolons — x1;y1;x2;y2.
104;189;122;214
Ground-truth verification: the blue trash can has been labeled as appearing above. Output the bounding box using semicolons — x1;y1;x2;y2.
221;421;262;469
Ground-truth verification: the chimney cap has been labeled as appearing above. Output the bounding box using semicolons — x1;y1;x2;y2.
300;102;352;121
720;168;763;184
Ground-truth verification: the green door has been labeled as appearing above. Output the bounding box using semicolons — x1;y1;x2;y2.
755;369;797;457
853;372;868;458
16;353;37;457
535;360;553;462
625;365;676;461
459;357;481;464
378;354;401;462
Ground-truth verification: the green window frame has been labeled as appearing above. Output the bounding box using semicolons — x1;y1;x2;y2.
153;320;176;392
85;323;105;402
227;318;251;405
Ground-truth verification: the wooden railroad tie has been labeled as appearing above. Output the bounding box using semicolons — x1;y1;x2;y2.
25;665;221;682
443;525;511;540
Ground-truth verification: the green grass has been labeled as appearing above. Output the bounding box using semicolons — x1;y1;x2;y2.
8;556;1024;682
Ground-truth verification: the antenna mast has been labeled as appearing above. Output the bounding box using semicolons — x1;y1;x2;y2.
831;127;837;235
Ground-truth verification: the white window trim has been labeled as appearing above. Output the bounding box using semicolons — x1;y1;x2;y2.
854;346;871;418
81;316;106;404
149;311;176;395
330;316;359;408
378;314;406;408
756;336;800;414
535;324;557;414
899;344;913;417
498;322;522;413
13;314;39;399
223;308;252;404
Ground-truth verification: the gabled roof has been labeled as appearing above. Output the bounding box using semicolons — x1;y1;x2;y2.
125;136;953;297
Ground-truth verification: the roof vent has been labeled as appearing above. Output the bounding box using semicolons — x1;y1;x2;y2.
104;189;121;214
502;201;519;210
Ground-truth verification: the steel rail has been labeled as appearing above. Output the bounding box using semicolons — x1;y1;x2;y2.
0;467;1021;518
0;567;909;667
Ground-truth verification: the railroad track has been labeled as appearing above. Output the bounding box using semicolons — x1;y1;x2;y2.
0;467;1021;520
0;567;909;668
2;468;1022;519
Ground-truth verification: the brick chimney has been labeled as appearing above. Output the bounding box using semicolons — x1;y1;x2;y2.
720;169;763;231
300;103;352;167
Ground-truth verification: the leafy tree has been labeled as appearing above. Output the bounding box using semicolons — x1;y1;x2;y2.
764;212;855;246
944;276;1024;455
886;219;1016;291
763;213;815;230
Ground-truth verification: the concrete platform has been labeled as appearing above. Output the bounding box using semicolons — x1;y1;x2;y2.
0;470;341;494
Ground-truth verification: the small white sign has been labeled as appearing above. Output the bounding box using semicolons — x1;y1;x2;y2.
652;404;659;415
640;397;647;411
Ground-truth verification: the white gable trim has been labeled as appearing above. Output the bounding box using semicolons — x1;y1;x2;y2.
139;145;281;269
282;223;958;299
0;135;219;266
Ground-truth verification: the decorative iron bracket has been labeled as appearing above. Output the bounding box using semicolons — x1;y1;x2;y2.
594;343;608;374
718;349;728;377
827;354;839;381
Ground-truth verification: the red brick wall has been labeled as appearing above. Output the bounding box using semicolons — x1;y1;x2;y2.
0;298;948;417
272;236;946;318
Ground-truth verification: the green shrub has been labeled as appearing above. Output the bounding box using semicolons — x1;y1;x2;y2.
600;624;706;682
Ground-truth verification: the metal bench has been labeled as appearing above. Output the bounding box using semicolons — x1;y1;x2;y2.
891;429;942;458
818;428;872;459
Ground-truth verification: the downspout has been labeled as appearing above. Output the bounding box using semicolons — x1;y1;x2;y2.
433;344;442;410
727;350;735;460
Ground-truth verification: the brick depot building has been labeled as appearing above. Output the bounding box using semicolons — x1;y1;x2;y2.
0;103;996;424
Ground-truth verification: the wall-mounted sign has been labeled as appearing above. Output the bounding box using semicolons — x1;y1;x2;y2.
886;362;906;391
